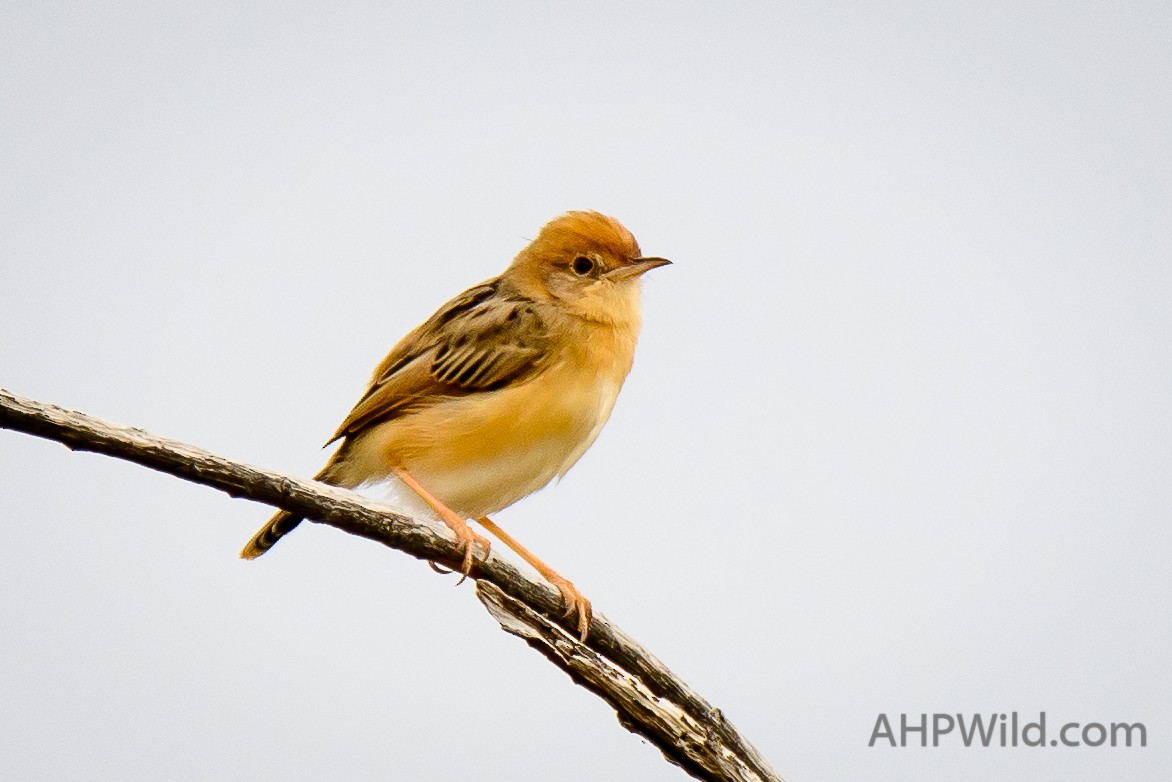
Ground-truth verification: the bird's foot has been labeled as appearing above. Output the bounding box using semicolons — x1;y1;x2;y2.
440;515;491;584
547;572;592;642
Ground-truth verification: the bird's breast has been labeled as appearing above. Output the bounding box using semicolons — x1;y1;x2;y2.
369;328;635;518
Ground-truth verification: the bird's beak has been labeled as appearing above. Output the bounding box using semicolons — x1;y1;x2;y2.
605;256;672;282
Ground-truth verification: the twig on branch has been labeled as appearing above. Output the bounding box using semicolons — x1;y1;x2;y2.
0;388;783;782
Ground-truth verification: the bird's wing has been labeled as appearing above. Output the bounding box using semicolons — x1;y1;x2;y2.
325;279;551;444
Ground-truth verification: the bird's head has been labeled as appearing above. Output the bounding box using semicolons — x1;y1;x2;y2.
507;211;671;325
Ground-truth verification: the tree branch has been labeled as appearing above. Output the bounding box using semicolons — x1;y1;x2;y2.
0;388;783;782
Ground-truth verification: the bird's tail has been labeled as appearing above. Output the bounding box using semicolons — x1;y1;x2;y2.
240;508;302;559
239;452;352;560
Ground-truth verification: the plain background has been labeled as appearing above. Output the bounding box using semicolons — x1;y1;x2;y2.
2;3;1169;780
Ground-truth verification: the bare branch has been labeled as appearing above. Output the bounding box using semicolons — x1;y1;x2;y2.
0;388;783;782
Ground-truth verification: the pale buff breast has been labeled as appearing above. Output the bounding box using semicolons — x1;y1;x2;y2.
345;351;628;519
408;369;621;516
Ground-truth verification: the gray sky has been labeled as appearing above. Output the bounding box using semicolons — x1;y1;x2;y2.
2;2;1169;780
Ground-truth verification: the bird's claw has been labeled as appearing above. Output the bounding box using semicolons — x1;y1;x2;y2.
449;525;491;585
547;574;592;641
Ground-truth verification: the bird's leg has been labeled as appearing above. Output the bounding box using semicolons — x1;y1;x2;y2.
392;467;490;584
476;516;592;641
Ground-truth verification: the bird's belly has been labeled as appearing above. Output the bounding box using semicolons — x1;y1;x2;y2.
368;369;620;518
410;433;576;517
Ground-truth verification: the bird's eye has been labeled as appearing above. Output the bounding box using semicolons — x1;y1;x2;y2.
571;256;595;276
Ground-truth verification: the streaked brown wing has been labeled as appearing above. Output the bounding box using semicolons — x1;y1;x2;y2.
325;278;550;444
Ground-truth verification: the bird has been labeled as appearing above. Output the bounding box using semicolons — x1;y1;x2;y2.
240;210;670;639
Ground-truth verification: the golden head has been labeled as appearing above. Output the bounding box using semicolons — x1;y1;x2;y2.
506;211;671;325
